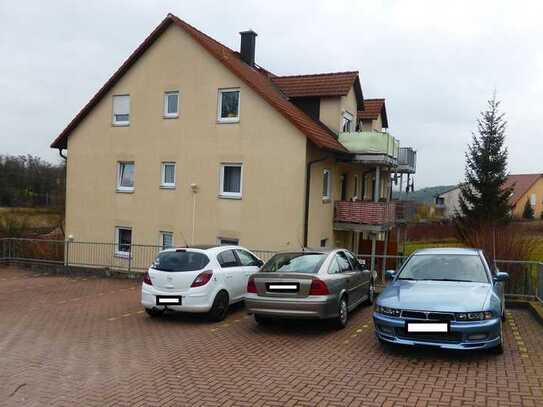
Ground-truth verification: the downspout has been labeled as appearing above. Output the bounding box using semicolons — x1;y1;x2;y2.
303;155;328;247
58;148;67;160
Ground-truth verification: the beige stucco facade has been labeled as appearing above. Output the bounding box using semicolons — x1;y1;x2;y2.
62;22;392;256
66;25;310;251
360;115;383;131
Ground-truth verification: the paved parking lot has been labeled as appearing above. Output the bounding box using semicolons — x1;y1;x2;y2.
1;266;543;406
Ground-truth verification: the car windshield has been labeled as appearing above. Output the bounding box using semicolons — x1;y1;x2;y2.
397;254;489;283
261;253;327;274
152;250;209;272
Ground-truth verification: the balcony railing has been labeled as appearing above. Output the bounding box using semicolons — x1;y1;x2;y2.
334;200;396;225
338;131;399;161
397;147;417;173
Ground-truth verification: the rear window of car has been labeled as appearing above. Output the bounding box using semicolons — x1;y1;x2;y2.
152;250;209;272
261;253;327;274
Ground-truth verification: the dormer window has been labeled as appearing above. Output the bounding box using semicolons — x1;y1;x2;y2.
342;111;353;132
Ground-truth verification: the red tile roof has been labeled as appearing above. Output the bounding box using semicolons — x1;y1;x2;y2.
51;14;347;152
357;98;388;128
502;174;543;206
271;72;358;98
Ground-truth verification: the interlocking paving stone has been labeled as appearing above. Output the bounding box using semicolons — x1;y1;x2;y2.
1;265;543;406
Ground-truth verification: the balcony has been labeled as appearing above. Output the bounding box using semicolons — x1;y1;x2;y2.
334;200;396;232
397;147;417;174
338;131;399;166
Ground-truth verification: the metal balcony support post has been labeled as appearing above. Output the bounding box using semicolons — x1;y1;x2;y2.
354;232;360;255
374;166;380;202
370;234;377;282
382;230;389;277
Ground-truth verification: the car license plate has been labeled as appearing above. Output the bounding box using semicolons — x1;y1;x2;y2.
156;296;182;305
266;283;299;293
406;322;449;333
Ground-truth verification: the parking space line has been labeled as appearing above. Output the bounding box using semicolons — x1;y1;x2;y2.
507;312;529;357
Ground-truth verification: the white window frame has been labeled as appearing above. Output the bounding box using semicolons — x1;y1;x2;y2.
117;161;135;193
218;237;240;246
112;94;130;126
160;162;176;189
341;111;353;132
530;193;537;207
163;91;179;118
159;231;174;250
115;226;132;258
217;88;240;123
322;169;331;200
219;163;243;199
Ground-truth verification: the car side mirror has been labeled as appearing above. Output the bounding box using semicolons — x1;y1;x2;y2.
494;271;509;282
385;270;397;281
256;259;264;267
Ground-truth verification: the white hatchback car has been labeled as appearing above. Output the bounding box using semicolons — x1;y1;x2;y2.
141;245;263;321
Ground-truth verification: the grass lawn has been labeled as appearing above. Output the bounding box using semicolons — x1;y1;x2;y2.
0;207;61;231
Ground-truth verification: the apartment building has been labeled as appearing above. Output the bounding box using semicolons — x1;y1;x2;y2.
50;13;417;259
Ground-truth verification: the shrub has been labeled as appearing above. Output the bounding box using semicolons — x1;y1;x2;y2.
522;200;535;220
455;223;537;261
0;213;30;238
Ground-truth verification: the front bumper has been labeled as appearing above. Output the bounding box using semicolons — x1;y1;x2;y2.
245;294;338;319
373;312;502;350
141;283;214;313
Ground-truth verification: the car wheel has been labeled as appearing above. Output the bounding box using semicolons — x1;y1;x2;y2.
145;307;164;318
254;314;272;325
365;279;375;305
208;291;229;322
334;296;348;329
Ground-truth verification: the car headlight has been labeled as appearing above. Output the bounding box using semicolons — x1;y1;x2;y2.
375;305;401;317
456;311;494;321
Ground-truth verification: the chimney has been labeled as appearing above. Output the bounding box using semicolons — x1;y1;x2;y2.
239;30;257;67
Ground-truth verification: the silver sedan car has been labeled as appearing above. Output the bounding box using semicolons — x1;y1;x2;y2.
245;249;375;328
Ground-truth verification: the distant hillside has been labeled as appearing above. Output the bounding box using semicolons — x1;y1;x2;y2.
393;185;457;204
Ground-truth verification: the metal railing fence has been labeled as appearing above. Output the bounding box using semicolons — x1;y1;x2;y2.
0;238;542;302
0;238;279;273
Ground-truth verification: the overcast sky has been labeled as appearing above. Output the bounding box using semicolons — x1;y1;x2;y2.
1;0;542;188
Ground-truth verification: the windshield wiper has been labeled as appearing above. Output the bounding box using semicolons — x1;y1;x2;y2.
423;278;474;282
397;277;417;280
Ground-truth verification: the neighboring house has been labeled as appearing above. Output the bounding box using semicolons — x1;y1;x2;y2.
435;185;463;218
435;174;543;219
50;13;417;257
502;174;543;218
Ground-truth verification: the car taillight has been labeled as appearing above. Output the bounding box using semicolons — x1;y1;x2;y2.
247;277;257;294
309;278;329;295
191;271;213;288
143;272;153;286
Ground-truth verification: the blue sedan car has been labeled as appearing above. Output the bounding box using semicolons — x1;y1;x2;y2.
373;248;509;353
